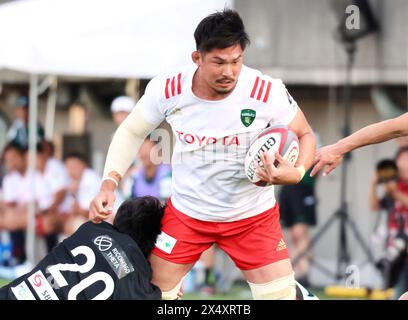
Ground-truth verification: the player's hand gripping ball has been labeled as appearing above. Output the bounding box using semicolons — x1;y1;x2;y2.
244;125;299;186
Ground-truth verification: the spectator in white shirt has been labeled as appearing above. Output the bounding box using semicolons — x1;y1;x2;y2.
0;142;69;256
0;142;28;263
62;153;103;235
35;141;70;251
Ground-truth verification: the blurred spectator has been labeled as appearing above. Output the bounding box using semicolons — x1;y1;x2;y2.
6;96;44;149
130;139;171;203
63;153;102;235
279;168;317;287
0;142;69;259
36;140;70;251
0;142;29;264
110;95;135;127
370;147;408;298
110;95;138;198
63;152;123;236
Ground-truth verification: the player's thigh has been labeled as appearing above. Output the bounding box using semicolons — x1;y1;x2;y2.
242;258;293;284
149;204;216;290
149;254;195;291
217;204;292;280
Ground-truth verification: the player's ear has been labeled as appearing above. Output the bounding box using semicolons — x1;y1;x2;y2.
192;51;201;66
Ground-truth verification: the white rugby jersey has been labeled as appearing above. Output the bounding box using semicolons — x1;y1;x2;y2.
139;64;298;222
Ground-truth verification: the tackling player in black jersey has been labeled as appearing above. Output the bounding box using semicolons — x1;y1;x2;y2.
0;196;163;300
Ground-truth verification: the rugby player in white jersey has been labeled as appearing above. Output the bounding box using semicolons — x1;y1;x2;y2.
90;9;316;300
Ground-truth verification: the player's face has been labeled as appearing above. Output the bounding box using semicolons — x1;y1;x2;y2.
194;44;243;96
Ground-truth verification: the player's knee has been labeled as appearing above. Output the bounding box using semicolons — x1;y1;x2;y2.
248;273;296;300
161;276;186;300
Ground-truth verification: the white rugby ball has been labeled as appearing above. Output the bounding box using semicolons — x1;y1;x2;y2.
244;125;300;186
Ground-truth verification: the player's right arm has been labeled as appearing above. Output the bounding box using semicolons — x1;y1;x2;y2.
311;112;408;177
90;77;164;223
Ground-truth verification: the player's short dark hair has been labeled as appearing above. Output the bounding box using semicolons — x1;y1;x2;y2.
113;196;165;258
194;8;250;53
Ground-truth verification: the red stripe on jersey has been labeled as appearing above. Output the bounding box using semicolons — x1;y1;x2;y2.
177;73;181;94
165;78;170;99
257;79;265;101
250;76;260;98
263;81;272;103
171;77;175;96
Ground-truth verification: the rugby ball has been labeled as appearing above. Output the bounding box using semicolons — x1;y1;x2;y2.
244;125;299;186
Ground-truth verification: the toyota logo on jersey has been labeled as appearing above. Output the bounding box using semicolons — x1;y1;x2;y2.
94;236;113;252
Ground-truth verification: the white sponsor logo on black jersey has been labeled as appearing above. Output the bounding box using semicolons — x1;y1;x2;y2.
94;236;113;252
92;235;135;279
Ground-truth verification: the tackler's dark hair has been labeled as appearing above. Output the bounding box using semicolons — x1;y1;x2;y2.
113;196;165;258
194;8;250;53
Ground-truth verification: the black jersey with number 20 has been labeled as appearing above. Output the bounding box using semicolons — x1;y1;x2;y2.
0;221;161;300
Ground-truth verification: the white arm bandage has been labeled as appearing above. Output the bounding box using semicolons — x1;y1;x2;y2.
102;102;158;183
